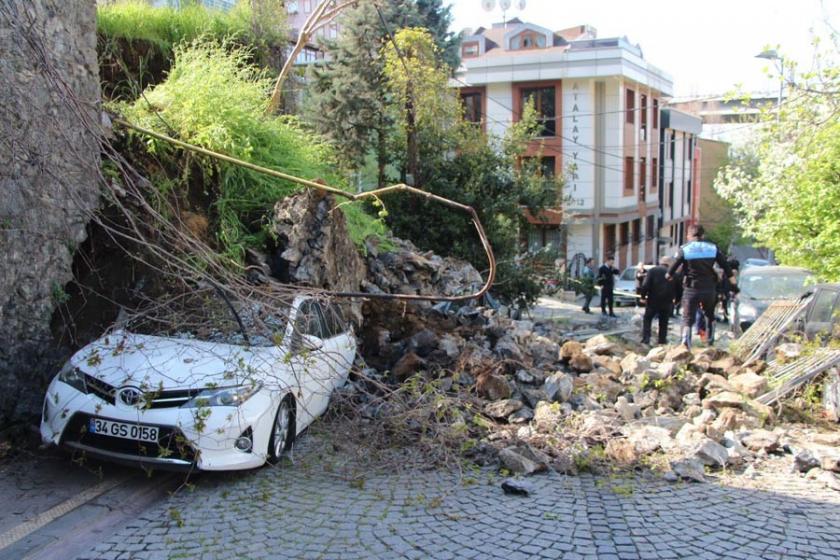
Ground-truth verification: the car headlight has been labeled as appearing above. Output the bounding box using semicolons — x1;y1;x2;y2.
738;302;757;320
57;363;86;393
182;383;262;408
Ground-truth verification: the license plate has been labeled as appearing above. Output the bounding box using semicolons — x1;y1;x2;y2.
88;418;159;443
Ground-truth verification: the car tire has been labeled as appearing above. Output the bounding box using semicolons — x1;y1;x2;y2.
267;395;295;465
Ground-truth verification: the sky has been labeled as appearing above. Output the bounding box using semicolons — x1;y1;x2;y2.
448;0;840;97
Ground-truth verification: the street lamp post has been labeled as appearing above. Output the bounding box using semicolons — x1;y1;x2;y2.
756;49;785;121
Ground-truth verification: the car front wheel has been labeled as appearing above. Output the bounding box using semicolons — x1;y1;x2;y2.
267;396;295;465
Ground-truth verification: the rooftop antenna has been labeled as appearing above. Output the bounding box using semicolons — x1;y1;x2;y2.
481;0;526;30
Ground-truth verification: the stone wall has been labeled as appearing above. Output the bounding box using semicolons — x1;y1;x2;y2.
0;1;100;422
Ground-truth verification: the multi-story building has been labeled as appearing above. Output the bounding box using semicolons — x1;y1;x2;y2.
285;0;342;64
455;19;673;269
657;108;702;258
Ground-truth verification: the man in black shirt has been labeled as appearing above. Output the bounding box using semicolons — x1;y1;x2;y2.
666;224;736;347
640;256;675;345
598;256;620;317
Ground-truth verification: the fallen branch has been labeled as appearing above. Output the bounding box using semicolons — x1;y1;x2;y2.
113;117;496;302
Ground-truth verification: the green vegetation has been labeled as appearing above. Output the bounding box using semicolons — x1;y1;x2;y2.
98;0;286;101
118;41;385;261
715;37;840;280
97;1;255;53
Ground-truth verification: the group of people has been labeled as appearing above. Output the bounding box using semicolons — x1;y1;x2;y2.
578;224;739;348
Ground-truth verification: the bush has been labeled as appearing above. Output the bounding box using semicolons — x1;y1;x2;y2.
117;41;385;261
98;1;286;100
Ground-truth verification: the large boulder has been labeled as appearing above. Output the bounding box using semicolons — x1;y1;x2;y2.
484;399;524;420
543;372;574;403
592;355;622;376
729;371;769;398
272;190;366;295
559;340;584;362
665;345;693;363
585;334;619;355
570;352;594;373
499;445;549;475
476;372;512;401
620;353;651;376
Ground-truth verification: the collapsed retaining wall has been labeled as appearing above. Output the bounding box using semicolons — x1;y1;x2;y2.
0;0;100;423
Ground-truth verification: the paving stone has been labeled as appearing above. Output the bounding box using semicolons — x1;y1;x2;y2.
71;434;840;560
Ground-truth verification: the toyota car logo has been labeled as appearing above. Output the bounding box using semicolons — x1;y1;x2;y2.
117;386;145;407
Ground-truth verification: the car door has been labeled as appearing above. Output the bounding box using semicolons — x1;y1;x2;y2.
287;299;332;424
805;287;840;340
317;302;356;392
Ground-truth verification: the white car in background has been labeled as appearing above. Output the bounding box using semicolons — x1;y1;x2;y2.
40;296;356;471
615;265;653;306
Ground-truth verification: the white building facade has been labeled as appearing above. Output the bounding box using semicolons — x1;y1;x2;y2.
456;21;674;269
657;108;702;258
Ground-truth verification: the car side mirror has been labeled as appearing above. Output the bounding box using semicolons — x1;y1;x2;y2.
301;334;323;352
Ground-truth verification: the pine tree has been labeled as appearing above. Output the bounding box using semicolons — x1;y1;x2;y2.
414;0;460;68
304;0;459;187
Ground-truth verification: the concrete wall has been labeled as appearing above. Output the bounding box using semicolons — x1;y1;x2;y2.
0;0;100;422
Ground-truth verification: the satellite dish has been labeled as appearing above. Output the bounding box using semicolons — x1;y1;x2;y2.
499;0;511;10
517;0;527;9
481;0;496;11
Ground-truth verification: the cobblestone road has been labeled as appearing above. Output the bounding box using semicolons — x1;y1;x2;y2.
80;436;840;560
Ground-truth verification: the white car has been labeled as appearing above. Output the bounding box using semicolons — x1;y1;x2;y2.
615;265;653;306
40;296;356;471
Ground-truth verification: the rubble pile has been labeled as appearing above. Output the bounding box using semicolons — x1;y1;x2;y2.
339;299;840;489
268;191;483;300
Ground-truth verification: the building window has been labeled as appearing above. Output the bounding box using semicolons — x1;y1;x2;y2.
625;88;635;124
523;156;556;179
670;132;676;160
528;226;563;252
653;99;659;129
521;86;556;137
646;215;655;240
651;157;658;191
605;224;616;257
624;156;634;195
462;42;479;58
620;222;630;247
461;92;482;124
632;219;641;243
303;0;311;12
639;157;646;201
641;94;648;136
516;31;547;50
287;0;299;14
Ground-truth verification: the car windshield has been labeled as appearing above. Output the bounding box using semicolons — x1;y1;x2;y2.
620;267;637;281
740;272;812;300
125;289;291;347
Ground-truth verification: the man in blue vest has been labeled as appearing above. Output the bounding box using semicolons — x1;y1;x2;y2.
666;224;736;347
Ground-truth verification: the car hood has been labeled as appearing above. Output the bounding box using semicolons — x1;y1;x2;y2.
615;279;636;291
70;332;282;391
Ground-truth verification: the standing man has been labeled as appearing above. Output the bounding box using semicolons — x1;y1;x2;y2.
640;256;675;345
580;257;596;314
634;261;647;299
598;256;620;317
666;224;737;347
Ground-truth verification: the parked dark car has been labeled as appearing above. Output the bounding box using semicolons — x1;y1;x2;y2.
735;266;814;331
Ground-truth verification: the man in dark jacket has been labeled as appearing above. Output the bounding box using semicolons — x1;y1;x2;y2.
640;256;675;344
598;256;620;317
666;224;736;346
